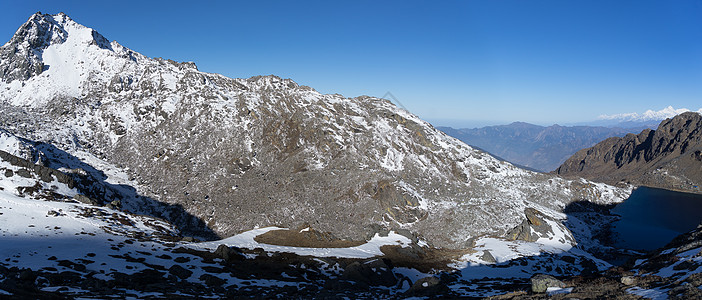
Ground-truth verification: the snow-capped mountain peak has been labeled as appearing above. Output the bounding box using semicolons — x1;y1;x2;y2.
0;12;195;108
1;12;116;82
598;106;702;122
8;12;114;51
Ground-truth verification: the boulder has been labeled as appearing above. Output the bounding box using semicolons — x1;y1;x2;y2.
530;273;566;293
74;194;99;205
405;276;451;296
168;264;192;280
214;244;245;262
480;250;496;264
341;259;397;287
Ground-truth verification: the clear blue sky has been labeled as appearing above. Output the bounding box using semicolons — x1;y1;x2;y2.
1;1;701;128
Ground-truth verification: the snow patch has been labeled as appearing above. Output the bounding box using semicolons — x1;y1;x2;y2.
626;286;668;300
547;287;573;295
191;227;412;259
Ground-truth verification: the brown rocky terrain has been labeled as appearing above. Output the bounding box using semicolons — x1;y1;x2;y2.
1;138;698;298
555;112;702;194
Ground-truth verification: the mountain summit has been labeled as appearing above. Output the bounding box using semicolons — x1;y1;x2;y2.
0;12;112;83
0;13;627;248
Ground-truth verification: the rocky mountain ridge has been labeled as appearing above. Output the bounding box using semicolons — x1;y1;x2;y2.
555;112;702;194
0;12;629;248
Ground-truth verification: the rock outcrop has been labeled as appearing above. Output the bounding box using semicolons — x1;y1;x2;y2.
555;112;702;193
505;208;576;246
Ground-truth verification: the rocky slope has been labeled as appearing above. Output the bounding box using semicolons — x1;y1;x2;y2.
491;222;702;300
439;123;641;172
0;154;696;299
0;136;630;298
555;112;702;194
0;12;629;249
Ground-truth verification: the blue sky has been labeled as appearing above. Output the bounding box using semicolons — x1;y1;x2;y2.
1;1;701;128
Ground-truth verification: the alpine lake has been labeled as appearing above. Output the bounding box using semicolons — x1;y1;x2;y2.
610;186;702;252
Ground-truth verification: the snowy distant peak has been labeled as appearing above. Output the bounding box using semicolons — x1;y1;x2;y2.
598;106;702;122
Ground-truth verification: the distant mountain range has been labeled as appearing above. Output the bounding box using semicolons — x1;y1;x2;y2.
555;112;702;194
438;123;647;172
597;105;702;123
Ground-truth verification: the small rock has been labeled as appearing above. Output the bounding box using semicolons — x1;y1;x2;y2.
621;275;636;285
530;273;566;293
47;210;60;217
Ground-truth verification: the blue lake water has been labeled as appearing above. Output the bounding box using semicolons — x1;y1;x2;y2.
610;187;702;251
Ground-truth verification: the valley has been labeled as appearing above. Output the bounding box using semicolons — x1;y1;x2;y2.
439;123;646;173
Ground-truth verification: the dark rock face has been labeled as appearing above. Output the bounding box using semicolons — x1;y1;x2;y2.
0;149;75;188
439;123;641;172
555;112;702;193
